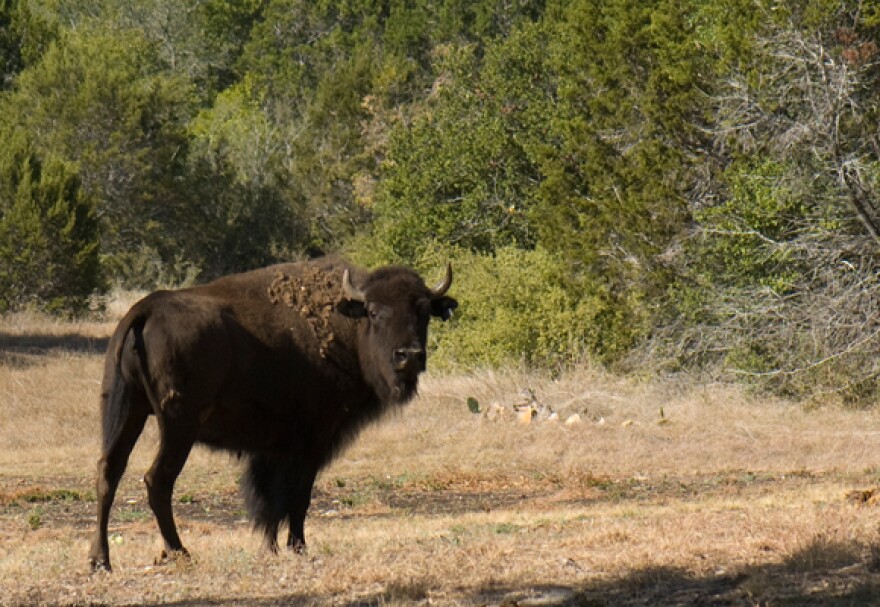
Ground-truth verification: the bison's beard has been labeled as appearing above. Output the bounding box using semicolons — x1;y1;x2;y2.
363;358;422;406
391;377;419;404
242;453;295;542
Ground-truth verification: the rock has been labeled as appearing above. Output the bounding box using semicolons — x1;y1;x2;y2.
564;413;581;426
484;402;507;421
517;407;536;424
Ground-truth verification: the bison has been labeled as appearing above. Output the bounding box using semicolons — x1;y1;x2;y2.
88;257;457;571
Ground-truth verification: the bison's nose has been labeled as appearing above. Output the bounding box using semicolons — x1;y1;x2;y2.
394;347;426;372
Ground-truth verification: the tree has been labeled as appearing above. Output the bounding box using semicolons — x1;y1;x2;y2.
367;0;707;361
97;0;262;94
185;81;308;277
0;131;101;312
2;26;198;283
653;0;880;400
0;0;58;88
236;0;551;254
370;40;539;261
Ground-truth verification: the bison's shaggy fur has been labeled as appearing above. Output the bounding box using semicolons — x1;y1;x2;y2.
267;265;346;360
88;257;456;571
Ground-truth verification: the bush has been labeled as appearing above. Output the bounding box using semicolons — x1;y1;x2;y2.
371;245;601;370
0;135;102;313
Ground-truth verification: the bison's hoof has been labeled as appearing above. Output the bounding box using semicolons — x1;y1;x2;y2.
289;539;307;555
89;557;112;573
155;548;191;567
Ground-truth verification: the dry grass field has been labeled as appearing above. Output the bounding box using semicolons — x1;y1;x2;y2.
4;309;880;606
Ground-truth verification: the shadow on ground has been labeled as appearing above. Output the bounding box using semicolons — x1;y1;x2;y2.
84;536;880;606
0;332;109;367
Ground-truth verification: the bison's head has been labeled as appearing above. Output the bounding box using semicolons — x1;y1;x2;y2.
337;264;457;403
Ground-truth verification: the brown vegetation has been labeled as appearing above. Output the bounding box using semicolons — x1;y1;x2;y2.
3;312;880;605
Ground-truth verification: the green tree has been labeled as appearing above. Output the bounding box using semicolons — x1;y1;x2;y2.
96;0;263;94
2;26;197;283
0;131;100;312
371;40;539;261
236;0;549;253
653;0;880;400
186;81;308;276
366;0;709;362
0;0;58;88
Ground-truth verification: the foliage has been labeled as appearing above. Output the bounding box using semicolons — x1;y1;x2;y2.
371;41;539;260
692;158;807;294
1;26;196;281
368;0;705;361
0;132;100;312
97;0;263;94
650;0;880;401
4;0;880;399
409;245;599;369
0;0;59;88
235;0;547;254
185;81;307;277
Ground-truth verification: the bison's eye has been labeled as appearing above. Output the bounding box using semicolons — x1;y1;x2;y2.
366;303;391;323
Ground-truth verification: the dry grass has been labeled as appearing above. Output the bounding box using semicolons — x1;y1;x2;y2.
3;312;880;605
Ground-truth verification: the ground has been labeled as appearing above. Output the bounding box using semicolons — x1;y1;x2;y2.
2;311;880;606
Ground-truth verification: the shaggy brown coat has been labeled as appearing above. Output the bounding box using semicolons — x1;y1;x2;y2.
88;256;456;571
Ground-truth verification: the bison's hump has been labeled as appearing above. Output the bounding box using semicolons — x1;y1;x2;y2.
267;266;345;358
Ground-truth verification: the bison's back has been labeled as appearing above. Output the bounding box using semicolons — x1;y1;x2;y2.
109;259;368;454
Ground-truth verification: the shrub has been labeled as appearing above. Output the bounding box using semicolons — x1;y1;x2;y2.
0;134;101;313
401;245;602;370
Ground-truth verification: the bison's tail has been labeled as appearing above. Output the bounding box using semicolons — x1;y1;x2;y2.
242;453;290;541
101;362;128;454
101;312;148;454
113;308;149;365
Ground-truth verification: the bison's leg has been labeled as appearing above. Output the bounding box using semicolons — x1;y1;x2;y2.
144;421;195;564
88;391;150;572
286;466;319;554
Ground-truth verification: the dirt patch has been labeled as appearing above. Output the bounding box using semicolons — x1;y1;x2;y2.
381;488;541;515
0;475;555;532
0;469;846;535
3;469;880;606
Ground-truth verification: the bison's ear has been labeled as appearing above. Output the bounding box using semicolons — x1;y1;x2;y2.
431;296;458;321
337;299;368;319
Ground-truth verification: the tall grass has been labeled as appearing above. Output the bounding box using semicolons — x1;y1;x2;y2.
3;310;880;605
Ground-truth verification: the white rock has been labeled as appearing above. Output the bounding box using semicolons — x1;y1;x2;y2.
484;402;506;421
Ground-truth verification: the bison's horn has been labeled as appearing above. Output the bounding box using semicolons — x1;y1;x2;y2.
430;263;453;298
342;269;366;302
